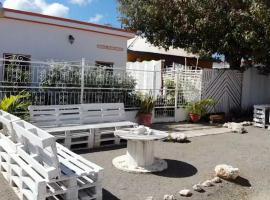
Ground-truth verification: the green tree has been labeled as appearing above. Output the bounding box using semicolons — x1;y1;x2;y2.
119;0;270;70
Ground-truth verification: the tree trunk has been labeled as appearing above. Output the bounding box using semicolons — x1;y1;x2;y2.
228;58;241;70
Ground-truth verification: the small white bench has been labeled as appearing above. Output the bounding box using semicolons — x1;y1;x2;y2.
0;111;103;200
29;103;137;150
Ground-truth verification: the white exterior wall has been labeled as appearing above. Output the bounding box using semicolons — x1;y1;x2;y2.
242;67;270;108
0;18;128;67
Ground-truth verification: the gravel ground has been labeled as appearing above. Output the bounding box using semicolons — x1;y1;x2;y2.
0;126;270;200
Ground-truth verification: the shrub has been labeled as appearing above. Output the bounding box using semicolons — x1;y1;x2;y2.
39;64;137;106
185;98;215;116
0;91;31;119
137;93;155;115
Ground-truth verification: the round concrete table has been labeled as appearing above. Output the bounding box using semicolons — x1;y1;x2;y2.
112;127;168;173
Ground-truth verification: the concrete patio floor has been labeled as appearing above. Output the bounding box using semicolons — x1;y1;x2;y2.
0;125;269;200
83;125;269;200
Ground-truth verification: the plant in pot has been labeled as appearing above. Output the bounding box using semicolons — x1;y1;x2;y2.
185;98;215;123
136;94;155;126
0;91;31;120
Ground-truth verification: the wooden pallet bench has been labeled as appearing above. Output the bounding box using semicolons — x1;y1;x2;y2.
253;105;270;128
0;112;103;200
29;103;137;150
0;110;20;141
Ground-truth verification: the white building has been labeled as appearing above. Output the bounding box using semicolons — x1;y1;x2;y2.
0;7;134;68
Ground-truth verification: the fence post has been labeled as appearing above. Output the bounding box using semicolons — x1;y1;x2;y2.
174;63;179;122
199;69;203;101
80;58;85;104
152;63;157;121
152;64;157;97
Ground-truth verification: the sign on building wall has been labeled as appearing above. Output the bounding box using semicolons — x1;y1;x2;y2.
97;44;124;52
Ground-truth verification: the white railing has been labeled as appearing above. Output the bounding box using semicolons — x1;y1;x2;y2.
0;58;203;120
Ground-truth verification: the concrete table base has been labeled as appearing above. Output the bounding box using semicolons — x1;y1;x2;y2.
112;140;167;173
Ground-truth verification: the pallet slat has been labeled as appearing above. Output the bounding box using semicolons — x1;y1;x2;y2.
253;105;270;129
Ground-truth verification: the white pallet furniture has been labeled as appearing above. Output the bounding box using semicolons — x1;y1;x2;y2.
0;112;103;200
113;127;168;173
29;103;137;149
0;110;20;142
253;105;270;128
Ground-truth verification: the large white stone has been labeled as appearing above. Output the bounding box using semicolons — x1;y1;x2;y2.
170;133;187;142
223;122;247;134
179;189;192;196
215;164;239;180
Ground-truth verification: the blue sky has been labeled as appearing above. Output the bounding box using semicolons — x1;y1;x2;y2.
1;0;121;27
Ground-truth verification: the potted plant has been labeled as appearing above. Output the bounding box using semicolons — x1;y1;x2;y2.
0;91;31;120
136;94;155;126
185;98;215;123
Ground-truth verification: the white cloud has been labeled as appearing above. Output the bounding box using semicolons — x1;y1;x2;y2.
42;3;69;17
70;0;93;6
89;14;103;23
3;0;69;17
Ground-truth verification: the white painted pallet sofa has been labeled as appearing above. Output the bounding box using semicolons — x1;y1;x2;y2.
28;103;137;150
253;104;270;128
0;110;103;200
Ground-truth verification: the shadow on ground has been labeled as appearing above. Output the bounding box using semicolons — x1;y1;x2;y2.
227;176;252;187
163;139;191;144
75;145;126;154
102;189;120;200
154;159;197;178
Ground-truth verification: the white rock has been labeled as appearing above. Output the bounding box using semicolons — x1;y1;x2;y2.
211;177;222;183
223;123;229;128
145;196;153;200
201;180;214;187
240;121;253;126
171;133;187;142
163;194;175;200
134;126;147;134
223;122;247;134
179;189;192;197
192;184;203;192
177;133;187;142
215;164;239;180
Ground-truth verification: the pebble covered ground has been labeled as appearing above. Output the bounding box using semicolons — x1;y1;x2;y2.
0;126;269;200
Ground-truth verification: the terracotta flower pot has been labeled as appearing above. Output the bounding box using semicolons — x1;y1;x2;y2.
138;113;152;126
189;113;201;123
